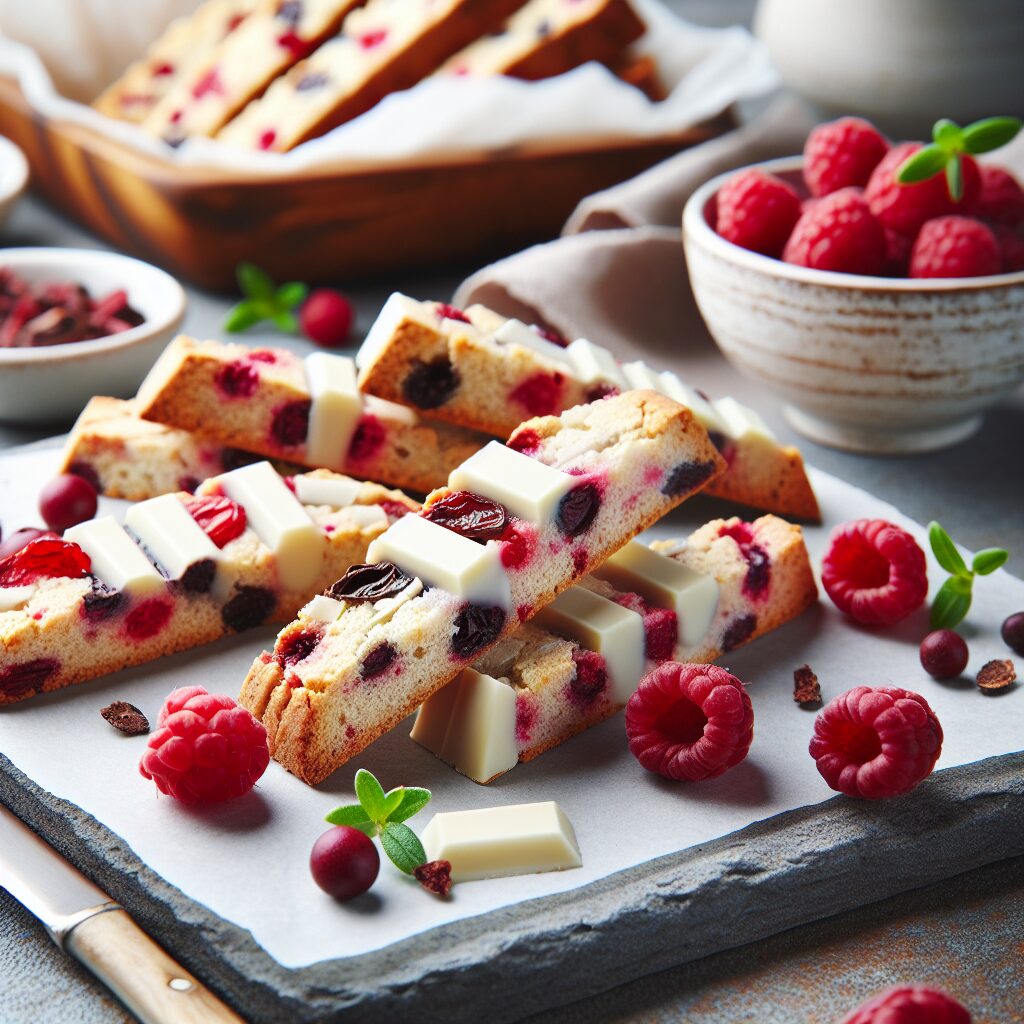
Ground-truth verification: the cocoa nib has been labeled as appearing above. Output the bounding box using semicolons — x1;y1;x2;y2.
414;859;453;897
100;701;150;735
793;664;821;707
976;659;1016;693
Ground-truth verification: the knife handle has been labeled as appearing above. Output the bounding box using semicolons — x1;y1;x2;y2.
65;908;245;1024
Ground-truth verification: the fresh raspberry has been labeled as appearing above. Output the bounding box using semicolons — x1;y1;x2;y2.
783;188;887;275
990;223;1024;272
821;519;927;626
839;985;970;1024
809;686;942;799
803;117;888;198
910;216;1002;279
974;164;1024;226
865;143;981;238
300;289;354;347
715;169;802;257
884;228;913;276
625;663;754;782
139;685;269;803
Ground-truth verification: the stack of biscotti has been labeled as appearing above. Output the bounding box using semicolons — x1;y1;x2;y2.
412;515;817;783
355;293;821;520
239;389;726;784
0;463;417;705
130;337;487;495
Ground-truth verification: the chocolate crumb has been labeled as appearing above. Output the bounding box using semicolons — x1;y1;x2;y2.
976;659;1016;693
793;664;822;707
414;859;453;897
100;701;150;735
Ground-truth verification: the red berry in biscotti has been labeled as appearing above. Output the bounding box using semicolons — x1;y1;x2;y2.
803;117;889;198
715;169;802;257
909;216;1002;278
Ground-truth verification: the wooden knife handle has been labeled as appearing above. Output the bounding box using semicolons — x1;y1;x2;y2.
65;908;245;1024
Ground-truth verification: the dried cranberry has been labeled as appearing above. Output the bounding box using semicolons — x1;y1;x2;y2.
507;428;541;455
516;693;538;744
270;400;310;447
722;614;756;651
556;484;600;538
276;31;313;58
185;496;247;548
222;586;276;632
436;303;470;323
125;598;173;641
215;360;259;398
569;650;607;704
276;628;322;666
181;558;217;594
177;476;201;494
82;578;123;623
414;859;453;897
614;592;677;661
403;357;459;409
100;700;150;735
347;416;385;462
327;562;413;603
499;521;535;569
258;130;277;151
191;67;224;100
451;605;505;659
357;28;387;49
68;461;102;494
662;459;718;497
509;372;564;416
719;523;771;598
423;492;507;542
0;659;58;698
360;642;396;679
380;500;412;521
0;538;90;586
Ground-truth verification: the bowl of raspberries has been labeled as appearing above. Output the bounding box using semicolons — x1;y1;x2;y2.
682;115;1024;455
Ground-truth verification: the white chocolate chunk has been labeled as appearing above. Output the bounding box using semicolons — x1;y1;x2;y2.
713;396;777;442
64;517;163;595
356;292;424;370
534;587;645;704
0;585;36;612
657;372;726;436
493;318;571;366
125;494;220;583
448;441;574;524
366;515;511;611
621;361;664;392
565;338;628;391
421;801;582;882
411;668;518;785
362;393;419;426
292;474;363;510
304;353;363;470
301;594;344;623
340;505;389;530
593;540;720;648
216;462;323;592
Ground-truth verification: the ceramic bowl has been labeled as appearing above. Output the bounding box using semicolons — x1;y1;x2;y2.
0;134;29;225
0;248;186;424
682;157;1024;454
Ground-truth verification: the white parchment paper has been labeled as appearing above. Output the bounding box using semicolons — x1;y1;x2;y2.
0;443;1021;969
0;0;777;169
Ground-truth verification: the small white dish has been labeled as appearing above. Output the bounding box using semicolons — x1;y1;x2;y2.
0;135;28;226
0;248;186;424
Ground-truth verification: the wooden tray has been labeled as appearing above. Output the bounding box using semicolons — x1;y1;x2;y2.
0;75;731;292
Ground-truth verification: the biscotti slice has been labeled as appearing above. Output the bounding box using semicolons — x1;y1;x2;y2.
93;0;259;123
413;515;817;783
134;337;486;495
239;390;725;784
0;463;417;705
216;0;528;151
141;0;366;144
356;294;820;520
437;0;644;81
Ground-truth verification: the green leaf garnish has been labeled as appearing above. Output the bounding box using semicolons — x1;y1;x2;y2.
896;116;1023;201
928;521;1011;629
223;262;308;334
326;769;433;879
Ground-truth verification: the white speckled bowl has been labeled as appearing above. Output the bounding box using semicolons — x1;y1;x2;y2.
682;158;1024;454
0;248;186;424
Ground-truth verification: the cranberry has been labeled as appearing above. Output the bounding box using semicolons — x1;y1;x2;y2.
499;522;536;569
327;562;413;603
82;579;123;623
0;528;57;560
0;538;90;586
125;598;173;641
1002;612;1024;655
615;592;678;661
569;650;607;704
191;67;224;100
662;459;718;497
68;461;103;494
185;495;247;548
535;324;567;347
360;641;397;679
222;586;276;632
435;303;470;323
276;628;322;666
258;130;277;151
516;693;538;744
414;860;452;897
403;357;459;409
451;605;505;659
721;614;756;651
556;484;600;538
215;360;259;398
347;417;385;462
177;476;201;494
380;500;412;521
181;558;217;594
310;826;379;901
0;659;59;698
423;492;507;542
301;289;353;347
357;28;387;49
39;474;98;533
507;428;541;455
270;400;310;447
719;523;771;598
920;630;969;680
509;372;564;416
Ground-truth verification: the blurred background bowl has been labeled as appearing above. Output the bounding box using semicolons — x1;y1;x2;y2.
0;134;28;225
0;248;186;424
682;157;1024;454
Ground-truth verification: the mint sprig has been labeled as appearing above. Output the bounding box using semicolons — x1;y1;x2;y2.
326;768;431;875
897;116;1022;201
928;521;1009;629
223;262;308;334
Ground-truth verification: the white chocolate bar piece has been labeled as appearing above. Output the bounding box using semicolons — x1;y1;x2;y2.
421;801;582;882
301;594;345;624
0;586;36;612
304;353;362;470
565;337;628;391
291;473;363;510
125;494;221;583
65;517;164;595
713;396;775;442
492;318;571;366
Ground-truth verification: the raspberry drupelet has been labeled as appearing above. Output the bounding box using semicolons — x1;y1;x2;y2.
839;985;971;1024
809;686;943;799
